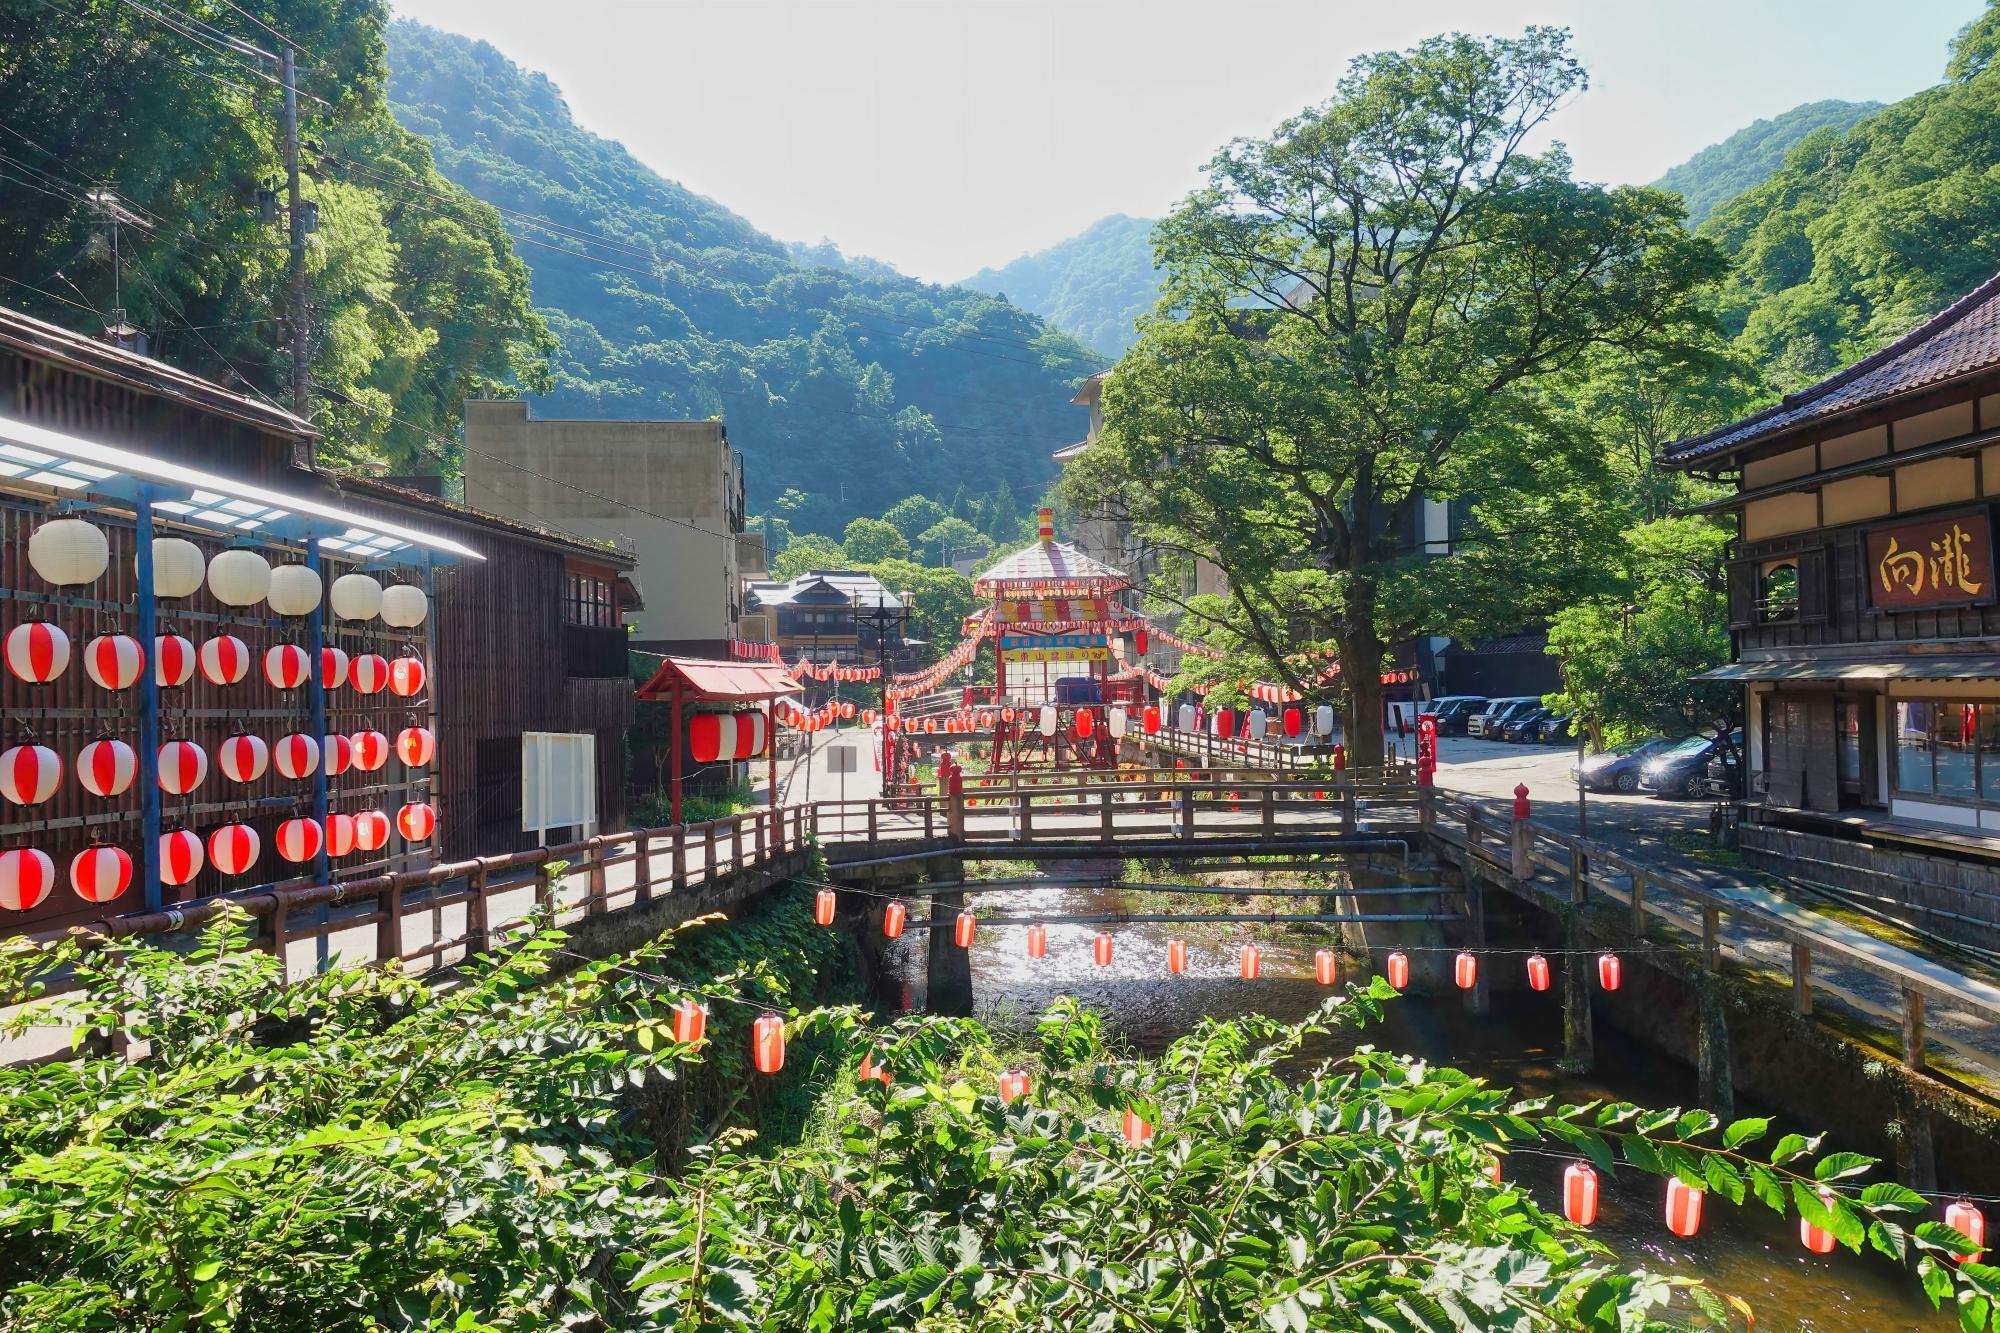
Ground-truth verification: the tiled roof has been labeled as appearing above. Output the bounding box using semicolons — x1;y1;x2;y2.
1659;270;2000;469
973;539;1129;592
745;569;902;610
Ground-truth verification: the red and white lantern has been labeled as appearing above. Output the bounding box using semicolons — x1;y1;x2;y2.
1946;1200;1987;1264
883;901;907;938
5;621;70;683
0;848;55;912
273;733;320;780
159;829;204;886
813;888;836;926
1239;943;1261;979
388;655;426;698
396;802;436;842
1120;1111;1154;1146
1800;1188;1838;1254
1665;1178;1704;1238
1315;948;1338;986
350;730;390;773
197;634;250;686
262;644;310;690
734;711;768;759
1526;954;1552;991
323;733;353;777
997;1068;1030;1105
1094;931;1114;967
275;817;323;863
154;633;195;687
75;738;136;798
1454;952;1479;990
207;823;260;876
83;634;144;690
69;844;132;903
157;739;208;795
1385;951;1410;990
218;733;269;784
1598;953;1622;991
954;910;976;948
1563;1162;1599;1226
690;712;737;764
1169;938;1189;975
751;1012;785;1074
1026;923;1047;958
324;812;358;858
353;808;390;852
0;744;61;805
320;645;349;690
350;653;389;695
858;1048;891;1086
671;998;706;1046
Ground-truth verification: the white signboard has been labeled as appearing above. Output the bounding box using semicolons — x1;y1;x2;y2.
827;744;858;774
523;731;598;839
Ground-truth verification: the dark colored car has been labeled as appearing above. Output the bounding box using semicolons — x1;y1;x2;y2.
1640;731;1744;799
1500;707;1553;742
1467;697;1541;739
1533;713;1575;744
1703;748;1744;799
1423;695;1489;736
1571;737;1675;793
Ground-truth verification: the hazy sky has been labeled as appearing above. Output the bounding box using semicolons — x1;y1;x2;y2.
389;0;1983;284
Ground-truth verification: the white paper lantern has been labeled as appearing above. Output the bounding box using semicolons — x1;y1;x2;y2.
1315;704;1336;737
147;538;206;598
1249;708;1269;741
330;573;382;621
206;549;271;607
266;564;323;616
27;518;109;586
379;583;429;628
1037;704;1058;738
1108;706;1129;739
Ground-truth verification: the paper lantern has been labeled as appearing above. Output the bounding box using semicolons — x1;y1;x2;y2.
266;564;323;616
83;634;144;690
1025;923;1047;958
1037;705;1057;738
148;537;206;598
263;644;310;690
270;817;318;864
396;802;436;842
814;888;836;926
1214;708;1234;738
1485;1156;1504;1184
1597;954;1622;991
205;549;270;606
154;633;194;687
69;844;131;903
858;1048;891;1086
325;812;358;858
690;713;735;764
0;744;61;805
1120;1111;1154;1146
1563;1162;1599;1226
1454;952;1478;990
752;1012;785;1074
950;910;978;948
1143;705;1161;734
0;848;55;911
323;733;353;777
353;809;390;852
218;734;268;784
330;573;383;621
273;733;320;780
1073;709;1095;739
671;998;706;1046
1239;943;1261;980
157;739;208;795
1168;938;1189;975
1176;703;1195;732
380;583;429;627
388;655;426;698
1526;954;1552;992
350;653;388;695
321;646;350;690
159;829;204;886
1800;1188;1838;1253
5;621;70;683
28;518;109;586
197;635;250;686
1946;1200;1987;1264
1385;951;1409;990
734;711;768;759
1315;704;1336;736
1315;948;1338;986
396;726;435;768
208;823;260;876
1283;707;1303;738
997;1068;1030;1105
76;739;136;798
351;730;390;773
1134;628;1148;655
1248;708;1268;740
1108;706;1129;739
1665;1178;1704;1238
883;901;906;938
1094;931;1114;967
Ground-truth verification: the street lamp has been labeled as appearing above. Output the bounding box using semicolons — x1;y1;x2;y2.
855;589;912;793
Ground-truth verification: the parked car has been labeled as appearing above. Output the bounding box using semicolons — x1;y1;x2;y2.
1422;695;1489;736
1532;713;1576;744
1703;747;1744;799
1500;707;1553;742
1571;736;1676;793
1640;731;1744;799
1467;697;1541;739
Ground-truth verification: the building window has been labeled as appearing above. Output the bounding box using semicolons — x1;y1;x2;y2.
1894;700;2000;801
1758;561;1799;623
565;572;615;628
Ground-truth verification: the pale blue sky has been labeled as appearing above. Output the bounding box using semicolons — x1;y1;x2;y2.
389;0;1985;284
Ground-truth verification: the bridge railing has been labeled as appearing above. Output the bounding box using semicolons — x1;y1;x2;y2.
1139;727;1382;771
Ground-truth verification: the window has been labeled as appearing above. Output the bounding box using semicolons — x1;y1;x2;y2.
1759;561;1799;622
1893;700;2000;801
564;572;615;628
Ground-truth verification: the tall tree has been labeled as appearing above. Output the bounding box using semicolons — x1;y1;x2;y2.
1068;28;1726;757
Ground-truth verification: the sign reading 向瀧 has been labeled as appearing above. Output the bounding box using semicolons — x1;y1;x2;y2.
1865;509;1997;612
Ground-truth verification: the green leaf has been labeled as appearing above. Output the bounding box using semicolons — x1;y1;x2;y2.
1814;1151;1877;1182
1721;1117;1770;1150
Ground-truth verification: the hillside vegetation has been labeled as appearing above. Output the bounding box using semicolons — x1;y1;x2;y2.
961;213;1162;357
1650;99;1881;228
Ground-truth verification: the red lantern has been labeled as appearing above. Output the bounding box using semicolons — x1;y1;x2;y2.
5;621;70;684
397;802;436;842
320;646;349;690
350;653;389;694
690;713;729;763
1239;943;1261;979
814;888;836;926
351;730;390;773
923;717;936;734
197;634;250;686
325;812;358;858
1074;709;1095;739
1283;707;1302;737
217;734;268;784
323;733;353;777
1002;707;1016;723
276;817;323;864
0;848;55;912
1120;1111;1154;1146
157;739;208;795
1094;931;1114;966
1665;1178;1704;1238
734;711;768;759
954;910;976;948
859;1048;891;1086
1168;938;1189;974
208;823;260;876
1215;708;1234;737
839;701;855;720
1385;951;1409;990
1134;628;1148;654
154;633;194;687
273;733;320;780
83;634;144;691
396;726;436;768
997;1068;1030;1104
353;809;390;853
1315;949;1338;986
158;829;204;886
1026;923;1047;958
1800;1188;1838;1254
752;1012;785;1073
262;644;310;690
1946;1200;1987;1264
69;844;132;903
883;901;906;938
388;655;426;698
671;998;706;1045
1143;705;1161;734
1454;952;1478;990
0;744;61;805
1563;1162;1599;1226
1598;953;1622;991
1526;953;1552;991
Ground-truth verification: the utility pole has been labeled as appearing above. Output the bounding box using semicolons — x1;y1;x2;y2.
281;46;309;422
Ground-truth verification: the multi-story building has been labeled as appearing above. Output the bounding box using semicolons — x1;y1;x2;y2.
743;569;914;674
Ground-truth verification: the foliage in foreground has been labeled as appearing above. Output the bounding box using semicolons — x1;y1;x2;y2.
1;915;1995;1331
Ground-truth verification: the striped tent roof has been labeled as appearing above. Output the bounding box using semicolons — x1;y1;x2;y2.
973;539;1130;597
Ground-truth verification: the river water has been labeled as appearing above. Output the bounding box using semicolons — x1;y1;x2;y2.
881;870;1950;1331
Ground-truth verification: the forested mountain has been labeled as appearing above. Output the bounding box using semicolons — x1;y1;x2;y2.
385;21;1101;532
1650;99;1881;228
961;214;1161;357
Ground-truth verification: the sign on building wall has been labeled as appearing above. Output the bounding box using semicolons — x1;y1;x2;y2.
522;731;598;839
999;633;1109;663
1865;509;1997;612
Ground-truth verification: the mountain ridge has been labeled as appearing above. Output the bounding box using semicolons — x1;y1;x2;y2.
960;213;1161;357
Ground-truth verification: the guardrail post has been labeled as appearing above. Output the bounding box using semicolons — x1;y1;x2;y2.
868;801;879;845
1790;942;1812;1015
467;860;490;954
377;876;404;967
634;833;653;905
586;837;608;917
1509;785;1530;882
1630;871;1647;933
1569;846;1588;904
1178;783;1195;841
1099;787;1114;841
672;826;687;892
947;769;966;842
1902;988;1927;1072
1018;792;1033;842
1700;905;1720;970
1260;786;1277;840
1340;787;1356;833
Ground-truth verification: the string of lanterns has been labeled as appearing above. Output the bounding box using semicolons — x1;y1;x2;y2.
788;658;880;683
887;613;989;701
